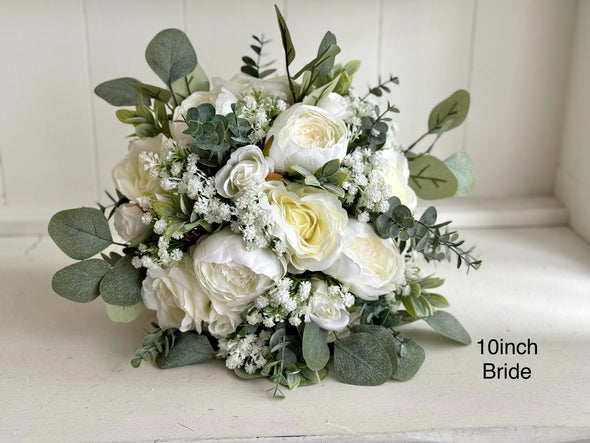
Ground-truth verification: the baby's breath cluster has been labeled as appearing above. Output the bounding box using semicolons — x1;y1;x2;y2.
238;88;288;144
218;329;272;373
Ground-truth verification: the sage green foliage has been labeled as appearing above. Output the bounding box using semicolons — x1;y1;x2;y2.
428;89;470;133
105;302;143;323
444;152;476;197
290;159;348;197
185;103;252;168
424;311;471;345
241;35;276;79
145;28;198;86
94;77;150;106
97;189;129;221
51;259;111;303
48;208;112;260
392;335;425;381
152;192;211;238
348;103;400;153
314;60;360;96
408;154;458;200
302;322;330;371
352;325;398;374
156;331;215;369
399;275;449;318
334;333;393;386
364;74;399;99
170;64;210;104
374;197;414;239
274;5;297;102
131;324;178;368
99;255;143;306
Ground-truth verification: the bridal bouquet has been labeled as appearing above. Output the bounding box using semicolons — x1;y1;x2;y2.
48;7;480;397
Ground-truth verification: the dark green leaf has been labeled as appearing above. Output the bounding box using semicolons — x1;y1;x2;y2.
156;332;214;369
145;28;198;85
423;310;471;345
302;322;330;371
392;337;425;381
52;259;111;302
408;155;458;200
48;208;112;260
94;77;149;106
428;89;470;132
99;255;142;306
275;5;295;65
334;333;392;386
420;206;437;226
242;56;256;66
241;65;259;78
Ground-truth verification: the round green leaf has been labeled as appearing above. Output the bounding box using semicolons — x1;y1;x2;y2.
302;322;330;371
99;255;142;306
156;332;214;369
145;28;197;85
334;333;392;386
94;77;149;106
51;259;111;303
428;89;470;132
392;338;425;381
170;64;210;105
48;208;112;260
105;301;143;323
352;325;397;374
408;155;458;200
444;152;476;196
423;310;471;345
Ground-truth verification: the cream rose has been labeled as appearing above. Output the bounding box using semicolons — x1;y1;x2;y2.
377;148;417;211
325;219;405;301
214;145;273;199
265;181;348;272
193;229;287;338
317;92;355;121
112;135;164;202
113;203;150;244
306;278;349;331
141;254;211;333
217;73;292;101
265;103;348;174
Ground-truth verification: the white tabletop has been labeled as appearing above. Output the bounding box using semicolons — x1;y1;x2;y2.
1;226;589;442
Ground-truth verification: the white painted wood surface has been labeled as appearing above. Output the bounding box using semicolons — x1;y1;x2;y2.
555;0;590;242
2;227;589;441
0;0;585;233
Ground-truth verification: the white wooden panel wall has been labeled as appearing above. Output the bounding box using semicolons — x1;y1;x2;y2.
555;0;590;243
0;0;581;233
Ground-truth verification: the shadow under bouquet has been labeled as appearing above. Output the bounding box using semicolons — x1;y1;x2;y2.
48;6;480;397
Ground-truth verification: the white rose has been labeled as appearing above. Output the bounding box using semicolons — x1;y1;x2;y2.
113;203;150;244
326;219;405;301
112;135;164;202
141;254;211;333
214;145;273;199
377;148;417;212
170;86;238;145
317;92;355;121
265;181;348;272
193;229;287;337
266;103;348;174
208;310;242;339
218;73;292;101
306;278;349;331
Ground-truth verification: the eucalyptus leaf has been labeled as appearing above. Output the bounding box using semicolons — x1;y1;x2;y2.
302;75;340;106
392;338;425;381
52;259;111;302
94;77;149;106
234;368;267;379
408;155;458;200
444;152;476;196
275;5;295;66
352;325;397;373
99;255;142;306
48;208;112;260
170;64;210;104
423;310;471;345
156;332;215;369
105;301;143;323
145;28;197;85
334;333;392;386
299;366;329;386
428;89;470;132
302;322;330;371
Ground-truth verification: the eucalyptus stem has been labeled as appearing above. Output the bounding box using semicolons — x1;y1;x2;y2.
404;131;431;153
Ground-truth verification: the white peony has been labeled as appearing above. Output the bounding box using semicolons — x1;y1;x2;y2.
265;103;348;174
112;135;164;202
141;254;211;332
265;181;348;272
216;73;292;101
214;145;273;199
317;92;355;121
326;219;405;301
192;229;287;338
377;148;417;211
306;278;349;331
113;203;150;244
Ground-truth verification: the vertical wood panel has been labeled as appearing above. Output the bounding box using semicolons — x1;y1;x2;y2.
286;0;381;94
0;0;96;208
380;0;475;163
85;0;184;203
0;152;6;205
467;0;576;197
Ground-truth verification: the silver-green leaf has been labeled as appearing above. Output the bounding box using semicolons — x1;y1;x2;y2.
334;333;392;386
392;337;425;381
423;310;471;345
428;89;470;132
48;208;112;260
94;77;149;106
99;255;142;306
352;325;397;374
145;28;198;85
52;259;111;303
408;154;458;200
302;322;330;371
105;301;143;323
156;332;214;369
444;151;476;197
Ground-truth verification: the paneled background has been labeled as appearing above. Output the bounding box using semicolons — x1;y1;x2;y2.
0;0;588;239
